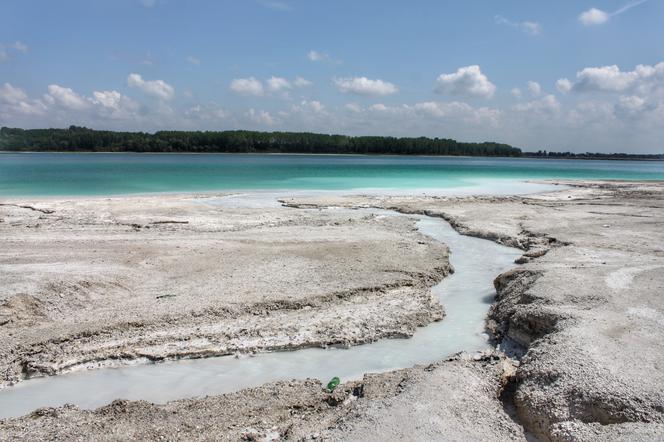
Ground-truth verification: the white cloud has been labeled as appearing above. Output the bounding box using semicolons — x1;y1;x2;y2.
293;76;312;87
186;56;200;65
521;22;542;35
230;77;264;96
435;65;496;98
0;41;29;62
527;81;541;97
45;84;91;110
231;76;310;97
369;103;389;112
301;100;324;113
0;83;46;116
344;103;362;113
91;90;139;119
11;41;28;53
578;8;610;25
0;83;28;104
617;95;647;115
411;101;502;126
246;108;275;125
579;1;648;26
185;104;229;121
333;77;398;96
308;50;329;62
556;78;573;94
494;15;541;35
127;73;174;100
511;88;522;99
266;76;292;92
570;62;664;95
514;94;561;114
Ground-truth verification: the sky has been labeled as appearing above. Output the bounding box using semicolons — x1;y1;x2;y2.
1;0;663;153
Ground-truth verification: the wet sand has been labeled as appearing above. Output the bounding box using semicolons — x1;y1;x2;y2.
1;181;664;441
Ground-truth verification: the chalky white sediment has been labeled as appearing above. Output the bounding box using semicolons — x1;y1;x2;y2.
0;210;521;419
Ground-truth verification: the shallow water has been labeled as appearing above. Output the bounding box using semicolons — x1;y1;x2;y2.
0;210;521;419
1;153;663;196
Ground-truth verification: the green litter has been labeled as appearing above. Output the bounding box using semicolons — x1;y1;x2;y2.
326;376;340;392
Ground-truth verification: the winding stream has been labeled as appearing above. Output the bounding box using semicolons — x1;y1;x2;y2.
0;210;521;420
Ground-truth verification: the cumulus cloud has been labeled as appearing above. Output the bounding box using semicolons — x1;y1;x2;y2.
185;104;229;122
230;77;264;96
246;108;275;125
556;78;573;94
0;83;27;104
333;77;398;97
231;76;311;97
569;62;664;95
435;65;496;98
300;100;324;113
11;41;28;53
527;81;542;97
293;76;312;87
308;50;329;62
579;0;648;26
411;101;502;126
494;15;541;35
186;56;200;65
0;83;47;117
514;95;560;114
578;8;610;26
266;76;292;92
44;85;91;110
127;73;174;100
0;41;29;62
616;95;647;116
344;103;362;113
511;88;522;99
91;90;140;119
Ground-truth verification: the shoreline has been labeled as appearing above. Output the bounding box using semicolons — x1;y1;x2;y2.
0;179;563;202
1;180;663;440
2;150;663;161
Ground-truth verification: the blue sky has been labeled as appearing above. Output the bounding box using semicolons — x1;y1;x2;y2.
1;0;663;152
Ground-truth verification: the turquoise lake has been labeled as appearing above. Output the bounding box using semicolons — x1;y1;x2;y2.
1;153;663;196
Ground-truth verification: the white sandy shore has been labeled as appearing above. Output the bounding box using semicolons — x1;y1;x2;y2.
1;180;663;441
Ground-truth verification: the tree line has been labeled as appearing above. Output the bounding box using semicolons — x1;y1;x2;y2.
524;150;664;161
0;126;522;157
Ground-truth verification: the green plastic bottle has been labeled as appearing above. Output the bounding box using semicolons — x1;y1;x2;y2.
326;376;340;392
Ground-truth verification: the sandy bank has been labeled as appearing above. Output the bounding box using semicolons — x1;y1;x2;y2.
282;180;664;440
2;181;664;441
0;195;449;386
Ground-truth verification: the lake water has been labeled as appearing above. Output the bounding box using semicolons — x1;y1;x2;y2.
1;153;663;196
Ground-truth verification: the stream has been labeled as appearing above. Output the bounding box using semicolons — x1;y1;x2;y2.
0;210;521;419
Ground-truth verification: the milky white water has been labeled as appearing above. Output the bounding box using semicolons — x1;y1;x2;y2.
0;210;521;420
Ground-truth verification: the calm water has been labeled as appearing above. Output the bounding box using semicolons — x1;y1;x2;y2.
0;153;663;196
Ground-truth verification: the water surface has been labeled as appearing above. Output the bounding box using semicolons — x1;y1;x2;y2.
1;153;662;196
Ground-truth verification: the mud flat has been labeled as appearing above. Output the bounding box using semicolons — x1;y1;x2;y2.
0;194;452;386
1;180;664;441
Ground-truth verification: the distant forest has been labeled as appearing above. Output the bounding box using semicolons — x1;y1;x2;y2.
0;126;521;157
1;127;661;160
524;150;664;161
